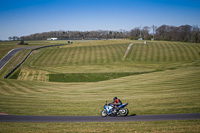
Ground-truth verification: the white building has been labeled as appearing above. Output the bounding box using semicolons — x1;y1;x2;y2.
47;38;58;40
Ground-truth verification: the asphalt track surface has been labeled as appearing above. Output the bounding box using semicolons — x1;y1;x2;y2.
0;113;200;123
0;46;39;70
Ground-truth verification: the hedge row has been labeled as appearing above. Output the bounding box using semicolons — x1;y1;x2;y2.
49;71;156;82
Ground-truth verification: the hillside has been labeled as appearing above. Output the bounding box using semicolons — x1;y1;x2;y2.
6;40;200;82
0;40;200;117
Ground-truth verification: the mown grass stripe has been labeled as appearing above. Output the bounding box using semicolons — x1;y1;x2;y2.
34;49;51;66
125;44;132;60
176;43;187;61
168;43;175;62
114;44;123;61
142;44;148;62
164;43;173;62
131;44;139;61
65;47;73;65
91;46;96;64
83;46;89;65
137;44;143;61
40;49;52;66
143;43;149;62
154;43;160;62
10;82;35;93
96;46;102;64
180;43;192;61
186;44;199;60
0;81;11;95
1;81;25;95
190;44;200;59
147;43;156;62
57;49;65;65
73;47;79;65
88;46;92;64
0;87;10;95
72;47;80;65
159;43;167;62
68;47;76;65
46;49;57;66
174;43;182;62
78;47;84;65
99;46;104;64
134;44;141;61
65;47;72;65
16;81;48;93
80;46;86;65
105;45;111;64
76;47;82;65
170;43;179;62
118;44;128;60
150;43;155;62
89;46;94;64
17;82;44;93
93;46;97;64
54;48;64;65
101;45;107;64
32;49;45;66
101;46;106;64
62;47;71;65
108;45;117;62
118;44;125;60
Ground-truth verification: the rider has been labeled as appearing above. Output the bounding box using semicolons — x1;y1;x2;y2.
112;97;122;112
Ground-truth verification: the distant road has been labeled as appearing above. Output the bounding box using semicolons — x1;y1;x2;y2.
0;113;199;123
0;46;39;70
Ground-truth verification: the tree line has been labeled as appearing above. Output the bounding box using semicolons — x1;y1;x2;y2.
10;24;200;43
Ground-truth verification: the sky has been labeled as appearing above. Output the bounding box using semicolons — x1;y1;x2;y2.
0;0;200;40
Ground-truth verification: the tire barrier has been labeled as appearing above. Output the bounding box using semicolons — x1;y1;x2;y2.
4;44;69;79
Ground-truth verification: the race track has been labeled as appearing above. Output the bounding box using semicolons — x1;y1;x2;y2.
0;46;39;70
0;113;200;123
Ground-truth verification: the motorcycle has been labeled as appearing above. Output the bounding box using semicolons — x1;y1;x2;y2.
101;101;129;117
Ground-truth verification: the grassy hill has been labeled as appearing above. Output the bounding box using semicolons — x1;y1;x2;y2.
0;40;200;132
0;40;200;114
126;42;200;62
9;40;200;82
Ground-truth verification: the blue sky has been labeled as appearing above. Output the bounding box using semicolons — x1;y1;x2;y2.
0;0;200;40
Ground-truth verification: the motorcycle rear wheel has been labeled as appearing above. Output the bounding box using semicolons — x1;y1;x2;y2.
120;108;129;116
101;109;108;117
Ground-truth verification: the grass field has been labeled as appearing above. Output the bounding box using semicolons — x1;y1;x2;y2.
18;40;200;81
126;42;200;62
0;66;200;116
0;40;200;132
0;120;200;133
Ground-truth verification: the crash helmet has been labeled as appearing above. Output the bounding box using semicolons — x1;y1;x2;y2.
113;97;117;101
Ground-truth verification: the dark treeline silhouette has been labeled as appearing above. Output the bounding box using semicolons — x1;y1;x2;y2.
155;25;200;43
20;30;129;40
18;25;200;43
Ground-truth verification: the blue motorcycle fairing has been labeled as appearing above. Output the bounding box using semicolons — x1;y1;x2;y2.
104;105;113;114
118;103;128;108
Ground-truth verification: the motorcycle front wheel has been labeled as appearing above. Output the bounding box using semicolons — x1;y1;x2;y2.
119;108;129;116
101;109;108;117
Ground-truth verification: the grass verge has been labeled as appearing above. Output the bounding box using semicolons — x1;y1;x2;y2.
0;66;199;116
8;68;21;79
0;120;200;133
